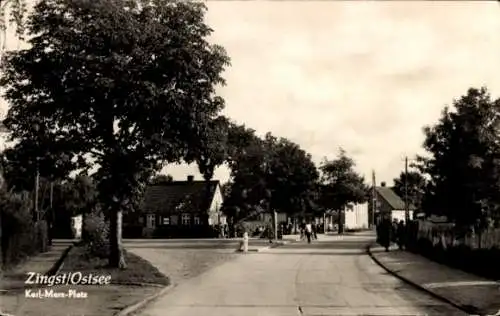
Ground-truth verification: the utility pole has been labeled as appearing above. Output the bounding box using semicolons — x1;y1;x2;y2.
34;161;40;221
372;170;376;228
49;182;53;209
404;156;410;223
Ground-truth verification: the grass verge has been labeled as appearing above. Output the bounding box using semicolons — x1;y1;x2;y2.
60;245;170;286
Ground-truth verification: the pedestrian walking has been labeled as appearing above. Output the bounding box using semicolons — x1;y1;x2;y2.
397;220;406;250
378;215;392;251
299;221;306;241
391;219;398;244
305;221;312;244
312;223;318;240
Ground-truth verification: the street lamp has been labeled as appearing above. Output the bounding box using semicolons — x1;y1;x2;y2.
33;123;40;222
403;156;419;223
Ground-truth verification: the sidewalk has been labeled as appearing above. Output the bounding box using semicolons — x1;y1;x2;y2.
0;240;73;291
368;244;500;316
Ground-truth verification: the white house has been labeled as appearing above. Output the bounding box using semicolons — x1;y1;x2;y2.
71;214;83;239
344;202;369;230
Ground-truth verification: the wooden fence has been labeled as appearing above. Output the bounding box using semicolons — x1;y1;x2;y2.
415;220;500;250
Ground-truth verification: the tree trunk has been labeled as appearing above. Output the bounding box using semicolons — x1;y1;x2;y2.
109;207;126;269
338;209;344;234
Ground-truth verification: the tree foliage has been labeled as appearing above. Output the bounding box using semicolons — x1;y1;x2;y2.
222;129;319;222
1;0;229;267
318;148;368;211
417;87;500;228
150;174;173;185
392;170;426;211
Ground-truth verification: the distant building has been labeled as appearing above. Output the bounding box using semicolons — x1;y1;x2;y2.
127;175;225;238
71;214;83;239
370;183;416;224
344;202;369;230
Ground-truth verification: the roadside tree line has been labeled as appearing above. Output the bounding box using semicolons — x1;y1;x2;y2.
392;87;500;232
0;0;368;269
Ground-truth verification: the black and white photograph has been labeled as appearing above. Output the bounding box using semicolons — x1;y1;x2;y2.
0;0;500;315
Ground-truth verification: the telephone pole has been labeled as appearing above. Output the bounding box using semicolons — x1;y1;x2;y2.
404;156;410;223
35;159;40;221
371;170;376;228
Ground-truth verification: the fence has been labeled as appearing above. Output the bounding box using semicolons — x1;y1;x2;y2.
403;220;500;280
414;220;500;250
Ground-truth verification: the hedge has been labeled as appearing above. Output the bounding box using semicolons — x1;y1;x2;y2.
0;190;49;270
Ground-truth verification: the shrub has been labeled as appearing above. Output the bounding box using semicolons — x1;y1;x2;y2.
0;189;48;269
82;210;109;258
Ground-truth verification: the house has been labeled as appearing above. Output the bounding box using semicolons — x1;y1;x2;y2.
129;175;225;238
344;202;369;230
71;214;83;239
370;183;415;224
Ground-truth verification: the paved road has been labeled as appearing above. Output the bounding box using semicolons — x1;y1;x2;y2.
133;233;467;316
124;238;274;250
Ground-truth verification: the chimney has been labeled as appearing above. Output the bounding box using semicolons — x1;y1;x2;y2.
381;181;386;187
187;175;194;182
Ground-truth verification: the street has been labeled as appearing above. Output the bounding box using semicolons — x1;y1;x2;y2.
129;233;466;316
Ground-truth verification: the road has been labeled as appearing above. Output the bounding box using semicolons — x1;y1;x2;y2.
129;233;467;316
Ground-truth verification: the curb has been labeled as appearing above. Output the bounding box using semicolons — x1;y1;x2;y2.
46;245;74;276
366;244;482;315
115;284;176;316
235;240;290;253
112;282;165;288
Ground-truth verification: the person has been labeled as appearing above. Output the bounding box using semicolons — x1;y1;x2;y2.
391;219;398;244
305;221;312;243
378;215;392;251
397;220;406;250
312;223;318;240
300;221;306;241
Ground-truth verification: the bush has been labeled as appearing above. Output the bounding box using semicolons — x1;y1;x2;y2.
123;225;144;238
0;190;49;270
83;211;109;258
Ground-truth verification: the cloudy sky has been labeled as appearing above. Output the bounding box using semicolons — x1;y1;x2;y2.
2;1;500;186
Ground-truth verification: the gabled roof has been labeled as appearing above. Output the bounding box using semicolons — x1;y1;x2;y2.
375;186;416;210
141;180;220;214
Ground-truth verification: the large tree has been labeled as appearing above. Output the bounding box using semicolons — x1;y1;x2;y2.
1;0;229;267
392;170;426;211
417;87;500;229
262;133;319;217
319;148;368;234
223;130;319;229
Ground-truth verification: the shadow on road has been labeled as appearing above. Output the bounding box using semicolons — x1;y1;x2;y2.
259;251;366;256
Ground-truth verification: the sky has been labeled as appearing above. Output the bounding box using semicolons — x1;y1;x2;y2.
2;1;500;186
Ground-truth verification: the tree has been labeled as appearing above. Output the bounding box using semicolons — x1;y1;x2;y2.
318;148;368;234
417;87;500;229
223;130;319;233
262;133;319;217
150;174;173;185
392;170;426;211
1;0;229;267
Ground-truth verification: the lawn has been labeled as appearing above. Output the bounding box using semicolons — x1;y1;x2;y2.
60;245;170;286
1;245;170;316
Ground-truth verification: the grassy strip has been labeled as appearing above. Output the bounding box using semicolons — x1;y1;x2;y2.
60;245;170;286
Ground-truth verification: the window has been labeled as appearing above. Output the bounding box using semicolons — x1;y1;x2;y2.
181;213;191;225
163;217;170;225
171;215;178;225
146;214;156;228
194;216;200;225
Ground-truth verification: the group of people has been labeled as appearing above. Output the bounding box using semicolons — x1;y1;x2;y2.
377;216;407;251
299;221;320;243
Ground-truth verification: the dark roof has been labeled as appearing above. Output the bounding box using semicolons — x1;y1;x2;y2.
375;186;416;210
141;180;220;214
